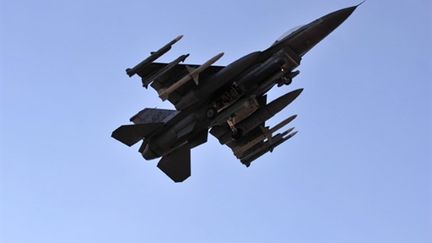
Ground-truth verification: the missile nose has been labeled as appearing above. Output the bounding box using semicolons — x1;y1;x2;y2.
285;127;295;135
285;88;303;102
285;131;298;140
284;88;303;101
215;52;225;59
280;127;295;137
175;35;184;42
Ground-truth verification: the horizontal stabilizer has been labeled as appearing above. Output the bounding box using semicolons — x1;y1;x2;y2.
157;144;191;182
130;108;177;124
111;122;163;146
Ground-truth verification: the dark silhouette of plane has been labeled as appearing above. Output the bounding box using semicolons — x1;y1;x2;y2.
112;5;360;182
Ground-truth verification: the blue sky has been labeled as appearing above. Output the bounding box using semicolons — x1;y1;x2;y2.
0;0;431;242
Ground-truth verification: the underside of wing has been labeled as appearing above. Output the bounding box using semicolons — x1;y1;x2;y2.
209;93;298;166
146;62;224;106
209;95;267;160
132;61;224;107
130;107;178;124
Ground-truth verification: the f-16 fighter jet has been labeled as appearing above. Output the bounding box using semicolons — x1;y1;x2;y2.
112;5;360;182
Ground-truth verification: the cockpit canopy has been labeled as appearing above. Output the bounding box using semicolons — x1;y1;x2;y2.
276;25;303;42
272;25;305;46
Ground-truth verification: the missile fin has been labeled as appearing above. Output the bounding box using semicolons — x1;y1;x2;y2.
186;65;200;85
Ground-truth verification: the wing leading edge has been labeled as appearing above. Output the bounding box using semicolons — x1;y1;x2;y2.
125;35;225;108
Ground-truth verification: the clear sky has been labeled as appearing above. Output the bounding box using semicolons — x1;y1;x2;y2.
1;0;431;242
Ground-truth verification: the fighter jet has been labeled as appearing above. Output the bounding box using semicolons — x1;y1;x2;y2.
112;5;359;182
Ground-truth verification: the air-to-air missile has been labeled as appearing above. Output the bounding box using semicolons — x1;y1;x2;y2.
231;115;297;157
141;54;190;88
125;35;183;78
112;5;360;182
240;130;298;167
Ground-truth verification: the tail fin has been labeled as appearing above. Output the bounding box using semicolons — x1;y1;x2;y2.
111;122;163;146
157;144;191;182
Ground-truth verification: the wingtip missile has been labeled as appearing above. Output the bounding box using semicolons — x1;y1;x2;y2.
126;35;184;78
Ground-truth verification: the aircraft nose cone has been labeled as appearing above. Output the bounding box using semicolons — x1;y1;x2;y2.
321;5;357;28
286;5;359;56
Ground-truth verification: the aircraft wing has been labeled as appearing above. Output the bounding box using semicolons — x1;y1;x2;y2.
137;62;225;106
125;36;226;108
209;93;297;166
